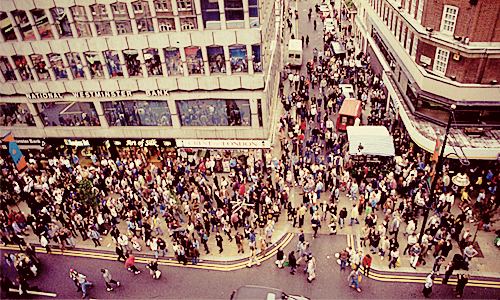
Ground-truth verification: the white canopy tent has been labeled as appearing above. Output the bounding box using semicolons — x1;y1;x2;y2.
347;126;395;157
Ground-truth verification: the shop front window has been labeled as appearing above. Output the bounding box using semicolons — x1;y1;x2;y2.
103;100;172;126
49;54;67;79
0;57;16;81
32;9;53;39
66;53;86;78
0;103;35;126
144;49;162;76
13;56;33;80
249;0;259;27
185;47;204;75
225;0;244;29
415;98;450;124
104;51;123;77
200;0;220;29
71;6;92;37
252;45;262;72
31;54;49;80
481;109;500;125
86;52;105;78
0;12;16;41
165;48;182;75
207;46;226;73
50;8;72;37
177;99;251;126
229;45;248;73
124;50;142;76
36;101;100;126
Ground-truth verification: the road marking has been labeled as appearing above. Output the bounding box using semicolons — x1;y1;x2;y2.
0;233;294;272
9;288;57;297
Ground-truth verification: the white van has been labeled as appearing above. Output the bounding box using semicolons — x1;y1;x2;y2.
287;39;303;67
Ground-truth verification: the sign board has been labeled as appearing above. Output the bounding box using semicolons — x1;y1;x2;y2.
111;138;175;147
420;55;432;65
176;139;271;149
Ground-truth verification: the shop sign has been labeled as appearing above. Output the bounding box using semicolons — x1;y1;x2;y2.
145;90;170;96
72;91;132;98
63;139;90;147
112;138;174;147
14;138;45;146
26;92;64;99
176;139;271;149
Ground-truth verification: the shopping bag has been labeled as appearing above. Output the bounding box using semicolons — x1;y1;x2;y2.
396;257;401;266
358;275;362;282
284;261;290;267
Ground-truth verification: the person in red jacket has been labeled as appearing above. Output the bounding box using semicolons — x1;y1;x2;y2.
125;254;141;275
362;254;372;276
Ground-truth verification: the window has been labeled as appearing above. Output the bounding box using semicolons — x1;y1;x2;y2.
433;47;449;75
71;6;93;37
12;10;34;40
415;98;450;124
104;51;123;77
416;0;424;23
66;53;86;78
165;48;182;75
0;57;16;81
0;12;16;41
440;5;458;34
135;1;154;33
249;0;259;27
103;100;172;126
180;18;197;30
144;49;162;76
49;54;67;79
155;0;171;12
116;21;132;34
207;46;226;73
177;0;192;10
229;45;247;73
411;34;418;57
410;0;417;18
158;18;175;31
91;4;108;17
201;0;220;29
0;103;35;126
50;8;73;37
185;47;204;74
257;99;263;127
252;45;261;72
133;2;144;13
31;10;53;39
86;52;105;78
36;101;100;126
405;30;411;51
31;54;49;80
95;20;113;35
124;50;142;76
13;56;33;80
177;99;251;126
225;0;244;28
112;3;127;15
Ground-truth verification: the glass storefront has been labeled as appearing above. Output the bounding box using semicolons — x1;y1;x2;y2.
103;100;172;126
0;103;35;126
36;101;100;126
177;99;251;126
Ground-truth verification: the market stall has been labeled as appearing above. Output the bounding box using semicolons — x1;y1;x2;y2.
347;126;395;168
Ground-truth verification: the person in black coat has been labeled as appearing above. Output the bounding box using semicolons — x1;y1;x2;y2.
288;251;297;274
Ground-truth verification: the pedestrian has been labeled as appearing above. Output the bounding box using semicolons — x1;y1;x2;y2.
422;273;435;298
40;234;51;254
339;247;349;270
432;255;445;275
313;19;317;30
339;207;347;229
69;269;81;293
158;237;167;257
275;246;285;268
455;273;469;298
235;232;245;253
200;229;210;254
442;262;454;284
307;257;316;282
125;254;141;274
301;35;304;48
259;237;267;257
215;231;223;253
247;246;261;267
1;274;15;298
362;254;372;276
296;240;308;265
115;244;127;262
101;269;120;291
76;271;93;299
349;204;359;226
347;268;362;292
306;35;309;47
288;250;297;274
388;247;399;269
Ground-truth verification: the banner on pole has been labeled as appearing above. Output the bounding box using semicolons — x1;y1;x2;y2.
2;133;28;173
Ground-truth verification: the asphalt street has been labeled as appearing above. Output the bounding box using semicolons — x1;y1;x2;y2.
2;233;498;299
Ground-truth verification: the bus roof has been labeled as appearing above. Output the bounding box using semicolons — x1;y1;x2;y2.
338;99;362;117
288;39;302;51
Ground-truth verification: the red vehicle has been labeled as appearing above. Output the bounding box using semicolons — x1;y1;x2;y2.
336;99;362;131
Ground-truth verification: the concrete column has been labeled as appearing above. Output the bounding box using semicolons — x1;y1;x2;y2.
243;0;250;29
98;51;110;79
65;7;80;38
193;0;203;31
61;54;74;80
25;55;40;81
167;98;181;128
26;102;44;128
42;54;56;80
249;98;259;128
6;12;24;41
218;0;226;30
117;51;129;78
200;46;210;76
80;52;92;79
136;50;148;78
246;44;254;74
171;0;181;32
25;10;42;40
93;100;109;128
44;9;61;39
223;45;231;75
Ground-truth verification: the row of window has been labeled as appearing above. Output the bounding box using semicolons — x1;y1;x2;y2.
370;0;450;75
0;0;259;42
0;99;258;127
0;45;262;82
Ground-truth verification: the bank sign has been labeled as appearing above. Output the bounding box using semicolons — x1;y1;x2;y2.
176;139;271;149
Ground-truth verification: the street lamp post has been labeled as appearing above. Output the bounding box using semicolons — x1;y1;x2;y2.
418;104;456;244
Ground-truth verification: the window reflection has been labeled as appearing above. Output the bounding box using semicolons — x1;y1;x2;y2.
71;6;92;37
0;103;35;126
86;52;105;78
36;101;100;126
50;8;73;37
229;45;248;73
144;49;162;76
104;51;123;77
12;10;34;40
31;54;50;80
252;45;262;72
208;46;226;73
185;47;204;74
32;9;53;39
165;48;183;75
66;53;85;78
103;100;172;126
13;56;33;80
124;50;142;76
177;99;251;126
0;57;16;81
49;54;67;79
0;12;16;41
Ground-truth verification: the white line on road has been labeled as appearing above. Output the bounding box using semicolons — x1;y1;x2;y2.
9;288;57;297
